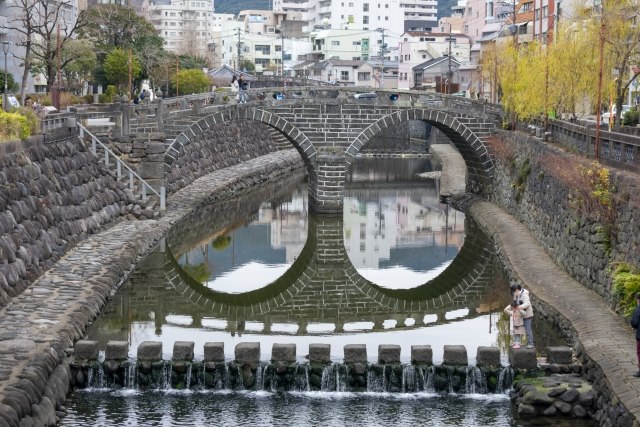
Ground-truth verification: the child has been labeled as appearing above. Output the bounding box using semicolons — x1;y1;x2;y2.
505;301;525;349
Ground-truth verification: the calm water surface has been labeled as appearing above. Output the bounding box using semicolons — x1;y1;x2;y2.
62;158;580;426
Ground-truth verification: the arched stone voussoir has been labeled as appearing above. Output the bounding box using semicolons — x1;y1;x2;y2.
163;105;318;172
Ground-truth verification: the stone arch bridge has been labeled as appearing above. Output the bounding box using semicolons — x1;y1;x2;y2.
120;88;503;214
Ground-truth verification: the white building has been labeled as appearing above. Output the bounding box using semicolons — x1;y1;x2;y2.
145;0;216;56
397;31;471;89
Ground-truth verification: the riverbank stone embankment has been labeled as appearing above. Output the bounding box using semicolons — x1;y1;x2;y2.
0;149;304;427
0;135;140;309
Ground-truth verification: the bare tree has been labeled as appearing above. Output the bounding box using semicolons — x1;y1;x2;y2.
28;0;86;93
0;0;38;103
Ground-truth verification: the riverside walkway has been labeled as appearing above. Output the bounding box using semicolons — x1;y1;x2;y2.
428;143;640;426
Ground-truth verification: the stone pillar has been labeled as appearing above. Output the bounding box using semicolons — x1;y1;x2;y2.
309;154;346;215
138;133;167;193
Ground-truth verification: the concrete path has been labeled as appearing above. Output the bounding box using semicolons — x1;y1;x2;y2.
456;193;640;424
429;143;467;198
0;150;303;426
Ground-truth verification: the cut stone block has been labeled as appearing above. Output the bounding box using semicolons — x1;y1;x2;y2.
378;345;401;364
344;344;367;364
235;342;260;366
443;345;468;366
411;345;432;365
309;344;331;364
547;347;573;365
476;346;501;367
272;344;296;364
137;341;162;361
74;340;98;361
105;341;128;360
509;348;537;370
173;341;194;361
204;342;225;363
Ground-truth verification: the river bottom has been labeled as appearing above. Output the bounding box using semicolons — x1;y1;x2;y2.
61;389;595;427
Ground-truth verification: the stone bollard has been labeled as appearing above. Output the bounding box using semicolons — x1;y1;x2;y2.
344;344;367;364
443;345;468;366
204;342;225;363
74;340;99;362
105;341;129;361
509;348;537;370
173;341;194;361
476;346;501;367
308;344;331;365
378;345;401;365
272;344;296;364
547;347;573;365
411;345;432;365
235;342;260;367
137;341;162;361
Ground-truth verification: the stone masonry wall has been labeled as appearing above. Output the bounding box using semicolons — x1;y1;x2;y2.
165;121;286;194
0;134;134;308
488;131;640;305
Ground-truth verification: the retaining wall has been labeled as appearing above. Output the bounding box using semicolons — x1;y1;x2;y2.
488;130;640;305
0;132;136;308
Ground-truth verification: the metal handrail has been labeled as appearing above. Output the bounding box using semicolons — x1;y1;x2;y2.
77;123;166;211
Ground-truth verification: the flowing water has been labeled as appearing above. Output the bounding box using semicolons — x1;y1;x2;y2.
61;158;585;426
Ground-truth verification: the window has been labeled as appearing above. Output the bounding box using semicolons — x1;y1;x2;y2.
358;72;370;80
255;45;271;54
340;70;349;80
385;16;388;20
352;56;361;60
348;2;353;6
363;3;368;11
363;15;369;24
352;40;361;45
275;45;282;52
332;40;340;46
384;3;388;7
542;6;548;17
521;3;531;12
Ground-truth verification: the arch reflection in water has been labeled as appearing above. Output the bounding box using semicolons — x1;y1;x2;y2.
344;157;464;289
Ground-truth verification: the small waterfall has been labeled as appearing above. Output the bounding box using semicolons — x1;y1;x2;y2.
336;365;349;392
223;363;230;389
124;362;137;389
197;364;205;389
423;366;435;392
86;364;106;389
446;369;454;394
366;366;387;392
293;364;310;392
402;365;416;393
320;364;336;392
465;366;487;394
236;365;244;390
185;364;193;389
161;361;172;390
496;366;514;393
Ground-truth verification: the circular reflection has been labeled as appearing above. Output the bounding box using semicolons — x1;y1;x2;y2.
344;158;465;289
169;175;308;294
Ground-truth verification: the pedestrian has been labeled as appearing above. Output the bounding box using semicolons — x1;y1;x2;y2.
630;293;640;377
511;284;535;349
238;75;248;103
231;75;239;101
504;301;525;349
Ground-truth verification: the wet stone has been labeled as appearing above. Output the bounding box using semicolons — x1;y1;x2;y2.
204;342;225;363
308;344;331;365
73;341;98;361
105;341;128;361
344;345;367;365
560;387;580;403
137;342;162;361
443;345;467;366
272;344;296;364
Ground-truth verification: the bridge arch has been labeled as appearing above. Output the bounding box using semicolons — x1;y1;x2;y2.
163;106;317;179
346;109;495;193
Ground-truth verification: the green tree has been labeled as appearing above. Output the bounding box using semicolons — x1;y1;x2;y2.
171;69;210;95
0;72;19;94
62;39;97;95
179;54;210;70
104;48;141;94
239;59;256;73
82;4;160;50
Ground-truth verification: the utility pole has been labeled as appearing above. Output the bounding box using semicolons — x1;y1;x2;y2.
447;24;452;95
595;0;605;160
376;28;386;88
54;24;61;109
175;56;179;96
236;27;242;71
128;49;132;102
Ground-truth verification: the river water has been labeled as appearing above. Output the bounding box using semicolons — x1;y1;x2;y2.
61;157;589;426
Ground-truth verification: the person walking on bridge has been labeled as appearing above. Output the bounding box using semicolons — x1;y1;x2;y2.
629;293;640;377
511;284;535;349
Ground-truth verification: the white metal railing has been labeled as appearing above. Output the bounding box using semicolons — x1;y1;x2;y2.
78;124;166;212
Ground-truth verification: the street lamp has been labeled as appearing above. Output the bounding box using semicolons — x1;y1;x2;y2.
2;41;10;112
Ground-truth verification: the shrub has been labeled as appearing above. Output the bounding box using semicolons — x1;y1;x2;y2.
623;109;640;126
16;107;40;136
99;85;118;103
0;111;30;141
613;263;640;318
